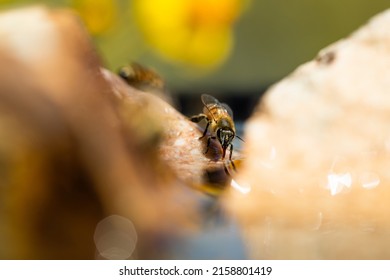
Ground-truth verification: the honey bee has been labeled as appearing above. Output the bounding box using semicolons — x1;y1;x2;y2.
190;94;243;162
118;62;176;105
118;62;165;91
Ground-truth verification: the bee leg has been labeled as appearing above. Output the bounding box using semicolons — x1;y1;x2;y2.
229;144;237;171
190;114;210;139
190;113;207;123
199;120;211;140
223;159;236;176
229;144;234;161
230;160;237;172
204;136;216;154
223;163;231;176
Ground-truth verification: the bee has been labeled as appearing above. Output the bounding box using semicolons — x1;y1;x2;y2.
190;94;243;162
118;62;176;105
118;62;165;91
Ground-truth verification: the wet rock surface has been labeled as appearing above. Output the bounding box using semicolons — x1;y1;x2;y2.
228;9;390;259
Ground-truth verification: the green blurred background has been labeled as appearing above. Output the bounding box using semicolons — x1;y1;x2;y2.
1;0;389;98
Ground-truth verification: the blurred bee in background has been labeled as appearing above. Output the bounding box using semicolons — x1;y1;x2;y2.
191;94;243;166
118;62;174;105
119;62;165;90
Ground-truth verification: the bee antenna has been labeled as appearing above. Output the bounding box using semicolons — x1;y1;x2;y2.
236;135;245;142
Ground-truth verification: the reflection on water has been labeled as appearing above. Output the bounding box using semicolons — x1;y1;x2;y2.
231;179;251;195
326;172;352;196
359;172;380;189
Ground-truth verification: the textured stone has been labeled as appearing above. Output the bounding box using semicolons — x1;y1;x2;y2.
229;9;390;259
0;6;204;259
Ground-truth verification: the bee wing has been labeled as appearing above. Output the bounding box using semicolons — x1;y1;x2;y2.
201;94;220;107
221;103;233;118
201;94;234;118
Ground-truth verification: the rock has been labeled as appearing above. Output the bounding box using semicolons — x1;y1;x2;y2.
228;9;390;259
0;5;212;259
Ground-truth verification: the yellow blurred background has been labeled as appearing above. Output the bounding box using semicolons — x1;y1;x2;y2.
1;0;389;93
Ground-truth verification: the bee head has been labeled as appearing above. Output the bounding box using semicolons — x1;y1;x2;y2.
118;65;135;82
217;127;235;158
